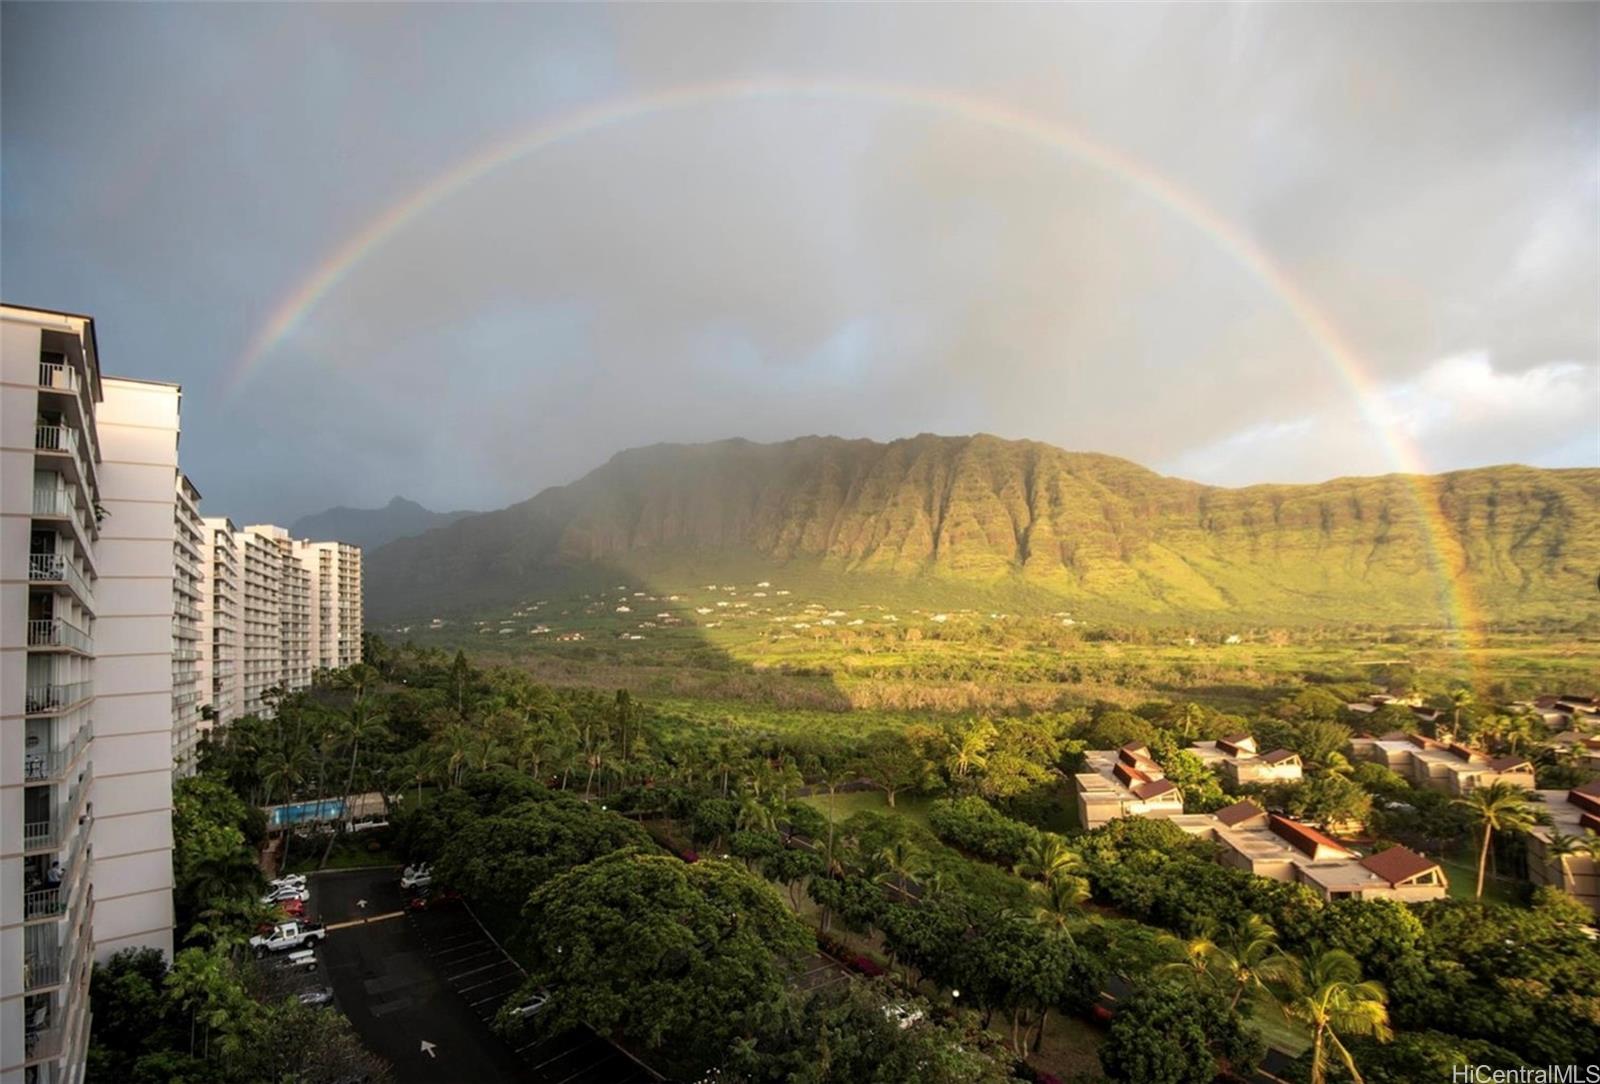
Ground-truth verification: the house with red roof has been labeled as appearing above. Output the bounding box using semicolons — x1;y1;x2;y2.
1189;735;1304;786
1074;743;1186;829
1173;801;1449;902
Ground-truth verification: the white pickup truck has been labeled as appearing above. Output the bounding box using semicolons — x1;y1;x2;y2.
249;921;327;956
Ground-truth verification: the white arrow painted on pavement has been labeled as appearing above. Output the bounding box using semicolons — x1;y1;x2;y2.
357;899;368;909
420;1040;437;1058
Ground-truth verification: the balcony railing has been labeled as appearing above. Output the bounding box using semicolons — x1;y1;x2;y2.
27;618;92;654
24;719;91;783
31;482;97;546
26;1012;67;1063
26;767;93;854
24;943;64;991
172;647;201;662
38;359;80;393
25;682;92;715
25;885;67;920
35;422;79;459
29;552;92;603
25;1009;68;1063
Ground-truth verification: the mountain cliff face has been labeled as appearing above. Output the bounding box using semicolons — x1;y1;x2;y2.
365;435;1600;624
290;496;477;552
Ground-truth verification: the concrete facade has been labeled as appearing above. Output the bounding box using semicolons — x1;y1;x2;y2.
90;376;181;964
1189;734;1304;786
3;307;101;1084
1526;782;1600;917
1175;801;1449;903
3;304;368;1084
1348;732;1536;795
198;517;242;732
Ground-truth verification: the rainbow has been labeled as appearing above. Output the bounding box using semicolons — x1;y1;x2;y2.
223;77;1483;669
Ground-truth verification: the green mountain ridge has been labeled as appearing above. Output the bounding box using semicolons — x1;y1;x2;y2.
365;434;1600;625
290;495;478;551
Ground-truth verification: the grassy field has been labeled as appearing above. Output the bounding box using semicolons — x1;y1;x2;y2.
1440;854;1524;907
386;573;1598;718
797;790;935;831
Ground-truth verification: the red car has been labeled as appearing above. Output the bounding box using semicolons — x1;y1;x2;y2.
279;898;306;919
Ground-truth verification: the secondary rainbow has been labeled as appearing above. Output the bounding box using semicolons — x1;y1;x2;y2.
224;77;1482;665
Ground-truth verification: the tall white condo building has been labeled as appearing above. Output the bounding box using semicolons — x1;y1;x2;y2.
2;304;362;1084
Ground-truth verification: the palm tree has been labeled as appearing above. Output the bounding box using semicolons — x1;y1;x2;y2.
1453;781;1542;898
320;700;392;867
260;738;313;873
874;839;922;896
1159;915;1288;1010
1029;875;1088;933
1155;924;1223;990
1012;833;1080;884
1270;948;1391;1084
438;724;474;788
1448;687;1474;737
708;739;744;797
737;794;776;833
945;720;994;780
393;745;439;809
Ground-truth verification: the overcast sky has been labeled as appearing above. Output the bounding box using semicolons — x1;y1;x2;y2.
3;3;1595;523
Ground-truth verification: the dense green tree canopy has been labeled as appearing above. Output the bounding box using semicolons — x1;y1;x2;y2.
519;850;814;1075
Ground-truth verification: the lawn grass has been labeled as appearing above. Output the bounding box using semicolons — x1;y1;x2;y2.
798;790;934;831
1439;854;1525;907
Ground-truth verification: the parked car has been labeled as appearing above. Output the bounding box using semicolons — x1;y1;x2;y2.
281;948;318;972
883;1004;924;1030
278;898;306;919
507;993;549;1019
297;987;335;1007
250;921;326;956
260;884;309;905
269;873;307;890
400;864;432;890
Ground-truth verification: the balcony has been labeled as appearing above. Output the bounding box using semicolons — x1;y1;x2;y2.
23;942;64;991
25;1012;67;1063
24;721;91;784
38;359;80;394
29;552;93;608
34;424;93;492
31;482;98;549
27;618;93;655
24;768;92;854
24;885;67;920
25;682;92;715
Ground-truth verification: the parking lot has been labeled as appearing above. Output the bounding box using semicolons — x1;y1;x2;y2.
307;866;659;1084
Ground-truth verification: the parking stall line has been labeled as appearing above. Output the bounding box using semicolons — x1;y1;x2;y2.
441;952;500;974
446;960;509;983
458;971;521;996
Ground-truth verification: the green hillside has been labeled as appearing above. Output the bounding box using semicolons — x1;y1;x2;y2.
365;434;1600;627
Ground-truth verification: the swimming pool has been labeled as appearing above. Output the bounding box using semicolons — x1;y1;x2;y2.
267;798;346;827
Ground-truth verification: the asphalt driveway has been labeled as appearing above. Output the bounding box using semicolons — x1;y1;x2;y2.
311;867;658;1084
313;867;531;1083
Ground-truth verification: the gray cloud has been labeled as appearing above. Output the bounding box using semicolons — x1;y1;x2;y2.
2;2;1594;523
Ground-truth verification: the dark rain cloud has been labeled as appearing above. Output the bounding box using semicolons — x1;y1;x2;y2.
2;3;1594;522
